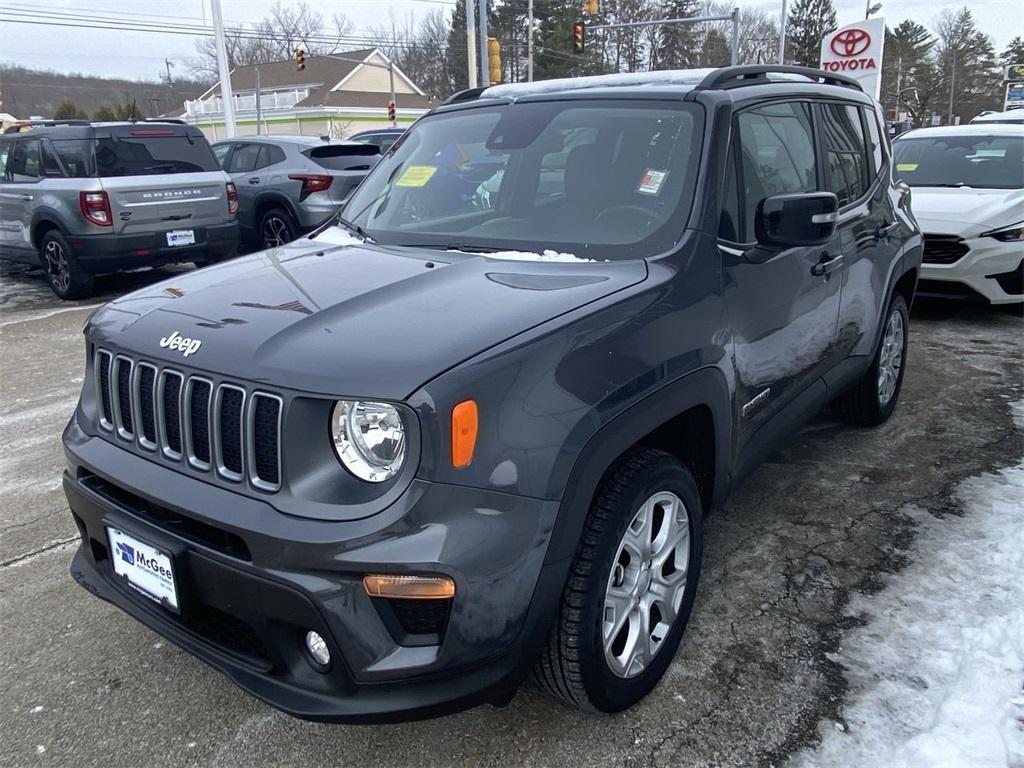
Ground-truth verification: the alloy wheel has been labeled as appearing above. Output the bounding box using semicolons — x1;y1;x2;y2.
877;308;905;406
44;240;71;294
262;216;292;248
603;491;690;679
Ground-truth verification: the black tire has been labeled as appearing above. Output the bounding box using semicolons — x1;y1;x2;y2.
534;447;704;712
831;293;909;426
40;229;94;300
258;207;296;249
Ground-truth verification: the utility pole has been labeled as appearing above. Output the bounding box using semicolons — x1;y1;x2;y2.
466;0;478;88
164;58;175;100
478;0;489;87
210;0;236;137
947;48;956;125
730;7;739;66
255;67;262;134
527;0;534;82
778;0;786;64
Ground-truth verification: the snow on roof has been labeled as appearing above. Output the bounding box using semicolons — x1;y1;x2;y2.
482;69;717;99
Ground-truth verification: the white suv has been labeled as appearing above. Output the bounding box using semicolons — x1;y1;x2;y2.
893;124;1023;304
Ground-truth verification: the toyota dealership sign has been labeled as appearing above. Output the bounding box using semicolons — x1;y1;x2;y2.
820;18;885;100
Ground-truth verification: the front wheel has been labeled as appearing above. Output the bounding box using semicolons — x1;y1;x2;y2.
40;230;94;300
832;293;909;426
534;447;704;712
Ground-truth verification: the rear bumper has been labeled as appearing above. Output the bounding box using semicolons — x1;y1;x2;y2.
62;417;563;722
68;222;240;272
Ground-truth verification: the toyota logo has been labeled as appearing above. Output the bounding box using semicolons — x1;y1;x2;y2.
830;28;871;57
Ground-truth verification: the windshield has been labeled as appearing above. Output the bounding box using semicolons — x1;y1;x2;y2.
339;99;704;260
893;134;1024;189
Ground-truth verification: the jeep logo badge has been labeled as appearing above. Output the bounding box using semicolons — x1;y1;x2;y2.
159;331;202;358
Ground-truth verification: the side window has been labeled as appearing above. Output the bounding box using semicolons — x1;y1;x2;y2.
212;143;231;169
41;140;65;177
0;140;11;178
819;103;869;206
7;138;42;182
718;143;740;241
736;102;817;241
862;107;883;177
379;136;398;152
227;143;261;173
262;145;286;166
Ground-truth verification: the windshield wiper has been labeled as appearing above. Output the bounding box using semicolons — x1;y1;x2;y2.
335;214;372;242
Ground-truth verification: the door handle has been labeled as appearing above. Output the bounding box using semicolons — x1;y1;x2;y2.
874;221;898;239
811;253;844;277
247;178;261;185
20;194;34;201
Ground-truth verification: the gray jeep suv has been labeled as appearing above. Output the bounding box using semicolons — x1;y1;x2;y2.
0;120;239;299
62;66;922;721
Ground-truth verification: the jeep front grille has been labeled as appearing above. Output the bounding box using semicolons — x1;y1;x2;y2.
94;349;283;492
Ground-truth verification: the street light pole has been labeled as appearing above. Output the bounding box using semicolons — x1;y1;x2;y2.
210;0;236;137
778;0;787;64
388;61;397;127
527;0;534;82
948;49;956;125
466;0;478;88
478;0;489;87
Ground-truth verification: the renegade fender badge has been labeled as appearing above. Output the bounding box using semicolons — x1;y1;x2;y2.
159;331;202;358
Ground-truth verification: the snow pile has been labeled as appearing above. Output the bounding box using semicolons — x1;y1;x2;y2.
483;69;716;99
791;457;1024;768
310;226;364;247
473;249;594;263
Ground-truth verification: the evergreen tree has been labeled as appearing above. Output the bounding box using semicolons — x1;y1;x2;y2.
934;7;1001;123
53;99;88;120
785;0;837;67
1001;36;1024;67
656;0;700;69
113;99;145;121
697;29;732;68
880;21;935;123
92;105;117;122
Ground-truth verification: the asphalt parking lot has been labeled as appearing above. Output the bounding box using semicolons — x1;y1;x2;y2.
1;262;1021;768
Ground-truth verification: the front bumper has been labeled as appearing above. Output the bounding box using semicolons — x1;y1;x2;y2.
69;222;240;273
62;418;562;722
920;234;1023;304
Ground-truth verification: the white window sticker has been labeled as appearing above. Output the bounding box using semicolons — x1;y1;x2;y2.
637;169;668;196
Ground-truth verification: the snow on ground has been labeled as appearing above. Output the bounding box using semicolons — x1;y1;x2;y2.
790;451;1024;768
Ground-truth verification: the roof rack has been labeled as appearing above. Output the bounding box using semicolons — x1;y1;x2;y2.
695;65;863;92
442;86;489;106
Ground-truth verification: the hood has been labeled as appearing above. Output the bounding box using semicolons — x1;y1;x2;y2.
908;187;1024;236
86;236;647;400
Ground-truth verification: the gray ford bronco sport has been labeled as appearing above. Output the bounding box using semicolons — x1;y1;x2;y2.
62;66;922;721
0;120;239;299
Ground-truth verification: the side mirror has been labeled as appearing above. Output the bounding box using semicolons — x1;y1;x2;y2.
755;192;839;248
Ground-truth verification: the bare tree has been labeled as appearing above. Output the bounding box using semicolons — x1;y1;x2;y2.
189;2;352;80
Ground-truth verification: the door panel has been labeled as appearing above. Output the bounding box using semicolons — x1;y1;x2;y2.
817;102;897;360
0;138;42;256
721;101;841;457
227;143;267;229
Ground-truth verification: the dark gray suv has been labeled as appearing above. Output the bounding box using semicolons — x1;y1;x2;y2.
62;66;922;721
0;121;239;299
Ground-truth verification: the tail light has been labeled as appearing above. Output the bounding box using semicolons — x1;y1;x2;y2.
288;173;333;201
79;191;112;227
226;182;239;215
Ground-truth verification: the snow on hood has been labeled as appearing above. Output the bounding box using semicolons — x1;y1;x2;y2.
465;249;594;263
309;225;365;247
909;187;1024;235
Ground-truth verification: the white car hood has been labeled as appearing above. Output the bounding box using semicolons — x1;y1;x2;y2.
909;187;1024;236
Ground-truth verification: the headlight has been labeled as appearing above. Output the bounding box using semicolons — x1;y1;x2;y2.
330;400;406;482
981;221;1024;242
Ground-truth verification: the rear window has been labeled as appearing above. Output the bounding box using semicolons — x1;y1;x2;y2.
305;144;380;171
94;134;219;177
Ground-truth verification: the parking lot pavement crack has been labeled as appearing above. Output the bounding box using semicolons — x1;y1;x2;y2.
0;508;69;534
1;535;78;569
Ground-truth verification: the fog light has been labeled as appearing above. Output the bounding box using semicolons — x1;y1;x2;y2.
304;631;330;667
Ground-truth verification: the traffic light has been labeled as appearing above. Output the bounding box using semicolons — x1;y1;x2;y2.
295;48;306;71
387;100;396;123
573;21;585;54
584;0;599;15
487;37;502;85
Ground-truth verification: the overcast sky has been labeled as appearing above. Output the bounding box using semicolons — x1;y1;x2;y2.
0;0;1019;83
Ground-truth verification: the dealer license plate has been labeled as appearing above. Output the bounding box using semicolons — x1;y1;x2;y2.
166;229;196;247
106;527;179;610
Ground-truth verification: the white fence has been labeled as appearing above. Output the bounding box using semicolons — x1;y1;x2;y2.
184;88;312;117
